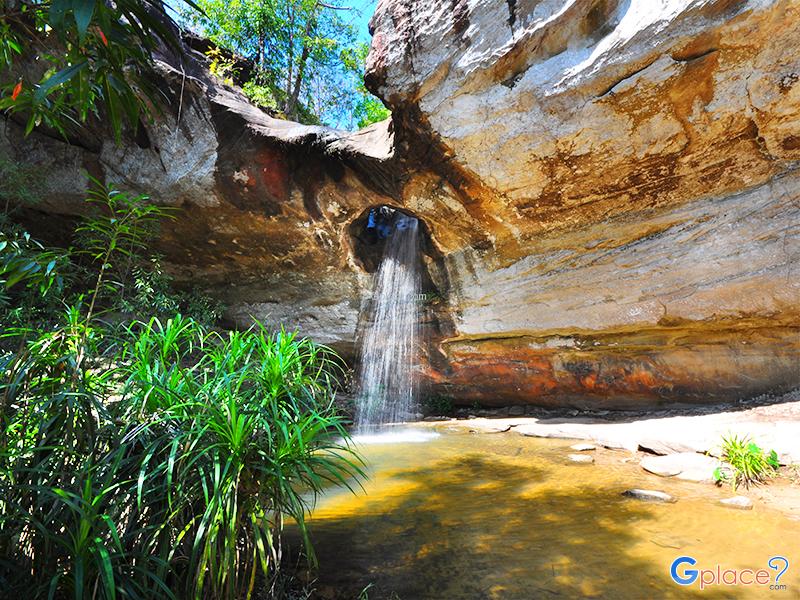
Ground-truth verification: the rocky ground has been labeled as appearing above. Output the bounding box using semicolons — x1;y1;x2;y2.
420;391;800;517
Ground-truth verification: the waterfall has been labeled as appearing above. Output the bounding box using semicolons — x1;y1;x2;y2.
355;210;421;432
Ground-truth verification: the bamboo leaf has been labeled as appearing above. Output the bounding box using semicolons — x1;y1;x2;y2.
34;60;89;103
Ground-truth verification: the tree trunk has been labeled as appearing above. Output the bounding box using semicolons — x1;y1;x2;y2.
284;3;295;115
285;14;316;121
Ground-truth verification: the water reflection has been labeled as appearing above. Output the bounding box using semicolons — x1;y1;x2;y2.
288;434;798;599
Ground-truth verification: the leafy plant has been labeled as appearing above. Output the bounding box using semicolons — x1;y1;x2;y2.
713;434;780;490
119;256;224;325
121;319;364;599
1;169;358;598
206;46;240;86
75;177;174;327
242;78;280;113
0;226;65;308
1;314;363;599
423;394;453;417
0;0;201;140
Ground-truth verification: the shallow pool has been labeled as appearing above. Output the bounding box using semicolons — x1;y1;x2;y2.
289;428;799;599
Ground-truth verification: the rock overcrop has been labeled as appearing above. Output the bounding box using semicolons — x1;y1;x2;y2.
4;0;799;407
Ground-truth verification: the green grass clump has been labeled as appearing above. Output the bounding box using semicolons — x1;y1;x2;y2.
713;434;779;491
0;317;363;599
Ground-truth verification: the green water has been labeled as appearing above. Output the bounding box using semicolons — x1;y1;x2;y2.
290;429;800;599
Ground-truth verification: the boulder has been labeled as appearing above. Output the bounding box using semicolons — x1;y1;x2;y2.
567;453;595;464
719;496;754;510
640;452;720;483
570;443;597;452
622;489;677;503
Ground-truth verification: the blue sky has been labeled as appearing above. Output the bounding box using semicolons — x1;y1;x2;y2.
346;0;378;42
169;0;377;42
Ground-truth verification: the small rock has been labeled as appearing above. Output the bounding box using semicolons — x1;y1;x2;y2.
622;489;677;503
719;496;753;510
640;452;720;483
508;405;525;416
570;443;596;452
568;453;595;464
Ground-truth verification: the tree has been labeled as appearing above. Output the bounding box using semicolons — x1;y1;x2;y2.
345;41;389;128
185;0;386;128
0;0;197;140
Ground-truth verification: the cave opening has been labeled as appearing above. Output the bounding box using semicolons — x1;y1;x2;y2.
348;205;442;281
348;205;456;404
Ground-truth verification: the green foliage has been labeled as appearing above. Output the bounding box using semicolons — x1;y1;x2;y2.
0;175;219;339
120;256;224;326
353;96;390;129
120;318;363;598
423;394;454;417
185;0;386;128
206;46;239;87
346;42;389;129
242;78;280;112
74;177;175;328
0;178;361;599
1;311;362;599
0;226;66;308
713;434;780;490
0;159;69;325
0;0;199;141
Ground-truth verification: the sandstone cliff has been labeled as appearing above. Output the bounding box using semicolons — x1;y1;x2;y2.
3;0;798;408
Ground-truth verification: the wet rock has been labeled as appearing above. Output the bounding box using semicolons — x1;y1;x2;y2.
622;489;677;503
568;454;595;464
637;439;701;456
464;419;512;434
640;453;720;483
719;496;754;510
508;406;525;416
570;443;596;452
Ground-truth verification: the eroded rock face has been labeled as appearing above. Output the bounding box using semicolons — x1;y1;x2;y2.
366;0;800;406
3;0;799;407
1;45;400;358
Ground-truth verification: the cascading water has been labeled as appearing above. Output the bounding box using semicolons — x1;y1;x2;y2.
355;208;421;432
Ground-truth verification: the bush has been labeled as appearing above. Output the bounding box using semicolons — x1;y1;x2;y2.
119;257;224;325
713;434;779;490
423;394;454;416
0;315;363;599
1;179;362;599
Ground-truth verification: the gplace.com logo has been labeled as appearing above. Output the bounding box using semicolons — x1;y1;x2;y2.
671;556;790;590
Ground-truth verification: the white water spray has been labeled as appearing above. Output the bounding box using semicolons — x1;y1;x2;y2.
355;211;421;432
